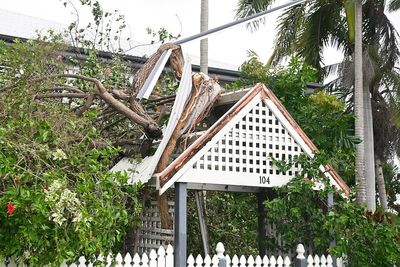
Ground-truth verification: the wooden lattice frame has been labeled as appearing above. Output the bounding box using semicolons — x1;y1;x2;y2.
159;84;349;195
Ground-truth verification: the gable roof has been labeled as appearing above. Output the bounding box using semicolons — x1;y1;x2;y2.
158;83;350;195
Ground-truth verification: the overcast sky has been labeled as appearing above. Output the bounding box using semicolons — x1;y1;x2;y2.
2;0;400;70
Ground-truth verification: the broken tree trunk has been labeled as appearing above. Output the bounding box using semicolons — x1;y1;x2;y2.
155;73;222;229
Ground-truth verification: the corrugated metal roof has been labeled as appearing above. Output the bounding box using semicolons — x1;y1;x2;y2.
0;9;65;39
136;49;173;99
111;55;193;184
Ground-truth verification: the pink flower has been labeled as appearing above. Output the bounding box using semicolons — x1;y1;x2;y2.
6;202;15;215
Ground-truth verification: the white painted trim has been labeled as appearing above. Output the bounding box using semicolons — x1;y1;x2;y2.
159;93;262;194
160;86;345;194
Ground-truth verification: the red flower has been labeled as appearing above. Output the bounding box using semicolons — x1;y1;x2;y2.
6;202;15;215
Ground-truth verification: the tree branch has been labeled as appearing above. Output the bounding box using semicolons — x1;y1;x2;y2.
44;86;84;93
35;93;89;99
32;73;162;137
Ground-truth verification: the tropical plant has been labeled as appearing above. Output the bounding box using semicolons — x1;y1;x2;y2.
236;0;400;210
0;38;142;265
186;57;358;255
232;56;357;182
0;0;186;262
264;172;400;266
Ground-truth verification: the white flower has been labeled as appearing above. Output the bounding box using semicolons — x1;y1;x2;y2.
45;179;83;226
52;149;67;161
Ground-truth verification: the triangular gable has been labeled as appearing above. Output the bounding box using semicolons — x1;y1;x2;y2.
158;84;349;195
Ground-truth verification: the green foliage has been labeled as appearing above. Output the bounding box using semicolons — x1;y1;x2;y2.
188;192;258;255
328;202;400;266
383;161;400;214
264;160;400;265
296;93;357;184
194;56;360;255
146;27;181;44
233;55;357;184
263;177;332;254
0;29;141;267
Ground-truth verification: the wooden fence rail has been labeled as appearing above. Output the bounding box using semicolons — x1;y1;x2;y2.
1;243;343;267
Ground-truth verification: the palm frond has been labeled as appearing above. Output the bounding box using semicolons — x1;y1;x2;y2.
235;0;276;30
363;0;400;71
268;3;307;66
381;68;400;100
297;1;342;72
388;0;400;11
323;61;345;78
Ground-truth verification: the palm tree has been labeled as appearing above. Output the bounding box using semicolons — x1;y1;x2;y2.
200;0;209;75
236;0;400;210
354;0;367;206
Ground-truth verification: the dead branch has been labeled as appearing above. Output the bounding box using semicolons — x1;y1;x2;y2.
32;73;162;138
101;116;127;132
35;93;89;99
44;86;84;93
154;98;175;106
155;75;202;229
76;92;97;116
111;89;130;100
149;94;176;103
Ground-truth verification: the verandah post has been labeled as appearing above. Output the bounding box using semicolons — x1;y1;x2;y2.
174;182;188;267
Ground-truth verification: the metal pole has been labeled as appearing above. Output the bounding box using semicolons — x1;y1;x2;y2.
174;182;188;267
257;191;267;257
174;0;307;45
328;192;337;267
195;191;210;255
137;0;307;100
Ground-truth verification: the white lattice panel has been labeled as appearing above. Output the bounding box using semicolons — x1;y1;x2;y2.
177;96;306;189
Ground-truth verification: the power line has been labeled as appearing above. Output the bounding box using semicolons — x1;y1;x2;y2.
137;0;307;99
174;0;307;45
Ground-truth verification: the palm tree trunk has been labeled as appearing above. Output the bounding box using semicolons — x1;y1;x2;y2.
364;83;376;211
200;0;209;75
354;0;367;205
375;158;388;211
199;0;211;255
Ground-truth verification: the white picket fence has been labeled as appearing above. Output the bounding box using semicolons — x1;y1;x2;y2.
1;243;343;267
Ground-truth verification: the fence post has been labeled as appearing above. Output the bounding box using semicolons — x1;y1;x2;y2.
216;242;226;267
294;244;306;267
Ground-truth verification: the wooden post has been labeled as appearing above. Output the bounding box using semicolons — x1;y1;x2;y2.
257;191;267;257
174;182;188;267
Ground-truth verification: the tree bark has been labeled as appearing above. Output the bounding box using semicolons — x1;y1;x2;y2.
155;75;204;229
364;82;376;211
354;0;367;205
375;158;388;211
200;0;209;75
34;73;162;138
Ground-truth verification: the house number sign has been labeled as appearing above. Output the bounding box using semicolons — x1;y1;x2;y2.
259;176;270;185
